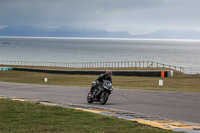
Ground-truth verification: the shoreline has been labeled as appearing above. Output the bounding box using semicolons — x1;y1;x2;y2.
1;36;200;41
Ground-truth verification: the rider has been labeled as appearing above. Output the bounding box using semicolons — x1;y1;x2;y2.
90;70;112;93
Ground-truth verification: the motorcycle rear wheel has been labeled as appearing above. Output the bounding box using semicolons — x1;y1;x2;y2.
100;92;109;105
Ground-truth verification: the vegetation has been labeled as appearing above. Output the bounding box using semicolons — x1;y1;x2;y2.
0;65;200;92
0;98;175;133
0;66;193;132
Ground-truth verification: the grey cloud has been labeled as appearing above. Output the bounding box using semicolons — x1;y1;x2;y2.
103;0;200;33
0;0;200;34
0;0;175;25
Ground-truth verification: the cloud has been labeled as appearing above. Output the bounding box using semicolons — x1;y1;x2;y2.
102;0;200;34
0;0;171;25
0;0;200;34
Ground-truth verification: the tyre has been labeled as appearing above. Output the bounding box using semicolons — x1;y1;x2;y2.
87;93;93;103
100;92;109;105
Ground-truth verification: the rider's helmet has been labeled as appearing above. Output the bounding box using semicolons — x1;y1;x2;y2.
105;70;112;78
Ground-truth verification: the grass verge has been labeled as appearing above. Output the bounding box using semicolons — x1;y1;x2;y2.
0;67;200;92
0;98;175;133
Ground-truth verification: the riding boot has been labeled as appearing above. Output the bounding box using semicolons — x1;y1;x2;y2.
90;81;97;93
90;86;95;93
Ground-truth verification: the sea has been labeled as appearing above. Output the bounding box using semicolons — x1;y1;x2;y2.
0;37;200;74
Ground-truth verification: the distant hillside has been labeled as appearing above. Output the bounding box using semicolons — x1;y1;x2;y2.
1;26;200;39
0;26;132;38
133;29;200;39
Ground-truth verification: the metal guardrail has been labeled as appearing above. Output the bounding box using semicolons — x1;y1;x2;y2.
150;62;184;73
0;61;184;73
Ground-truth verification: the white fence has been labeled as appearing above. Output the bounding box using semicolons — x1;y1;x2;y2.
0;60;184;73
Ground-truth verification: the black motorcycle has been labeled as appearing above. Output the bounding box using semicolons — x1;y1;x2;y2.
87;80;113;105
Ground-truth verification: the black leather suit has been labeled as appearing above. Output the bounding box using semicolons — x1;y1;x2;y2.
90;74;112;93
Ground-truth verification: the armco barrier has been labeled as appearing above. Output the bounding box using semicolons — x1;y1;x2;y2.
12;68;173;77
0;67;12;71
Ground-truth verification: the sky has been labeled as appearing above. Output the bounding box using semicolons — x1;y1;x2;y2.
0;0;200;35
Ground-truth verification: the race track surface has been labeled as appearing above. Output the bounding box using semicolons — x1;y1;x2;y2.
0;82;199;124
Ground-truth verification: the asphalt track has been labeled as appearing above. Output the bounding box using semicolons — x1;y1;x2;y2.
0;82;199;124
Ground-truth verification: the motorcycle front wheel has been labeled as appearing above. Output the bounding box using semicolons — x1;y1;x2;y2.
100;92;109;105
87;93;93;103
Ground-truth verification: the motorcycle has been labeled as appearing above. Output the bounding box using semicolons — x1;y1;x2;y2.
87;80;113;105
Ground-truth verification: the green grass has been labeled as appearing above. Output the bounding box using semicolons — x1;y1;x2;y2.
0;98;175;133
0;68;200;92
0;67;192;132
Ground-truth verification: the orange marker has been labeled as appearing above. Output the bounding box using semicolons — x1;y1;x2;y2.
161;71;165;78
